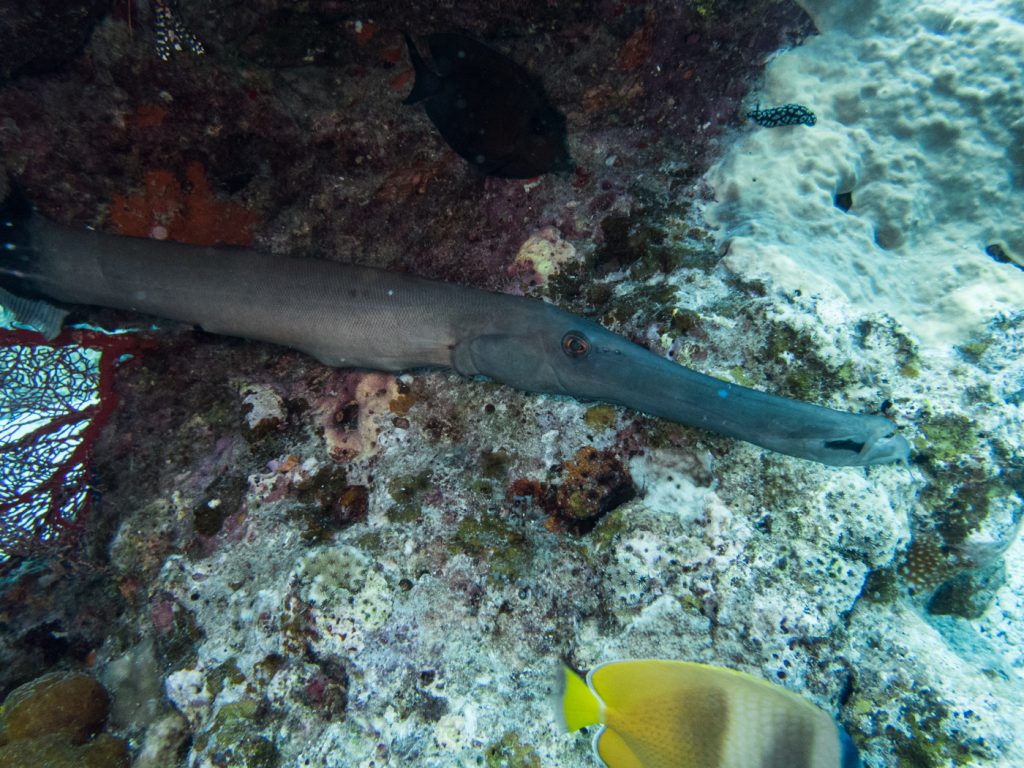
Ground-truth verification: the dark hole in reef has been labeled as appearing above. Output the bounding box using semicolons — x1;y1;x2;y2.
335;401;360;430
985;243;1021;271
824;439;864;454
20;622;90;666
873;225;903;250
986;243;1009;263
834;191;853;211
218;171;255;195
193;502;226;537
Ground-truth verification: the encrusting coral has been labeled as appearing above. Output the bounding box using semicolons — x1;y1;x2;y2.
0;671;129;768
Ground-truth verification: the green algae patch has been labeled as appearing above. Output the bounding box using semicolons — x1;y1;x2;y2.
957;337;992;363
893;707;983;768
917;413;977;464
915;422;1015;550
589;505;632;553
678;593;704;614
784;359;856;401
591;207;718;281
471;478;497;497
669;308;703;336
208;658;247;697
848;696;875;720
584;404;618;431
727;366;754;387
452;513;533;584
484;731;541;768
899;360;921;379
693;0;723;17
354;529;386;558
937;476;1014;546
913;411;1020;557
387;471;432;523
763;323;858;400
601;281;680;328
195;699;280;768
857;317;921;380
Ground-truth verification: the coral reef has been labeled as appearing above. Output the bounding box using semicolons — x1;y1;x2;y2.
704;0;1024;346
0;1;1022;767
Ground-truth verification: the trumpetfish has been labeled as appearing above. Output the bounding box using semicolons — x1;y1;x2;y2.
0;196;909;467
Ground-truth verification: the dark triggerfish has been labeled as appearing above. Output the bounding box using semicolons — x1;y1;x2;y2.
402;32;573;178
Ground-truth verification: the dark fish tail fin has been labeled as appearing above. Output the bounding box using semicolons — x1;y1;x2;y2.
1;182;35;262
0;187;67;340
402;32;442;105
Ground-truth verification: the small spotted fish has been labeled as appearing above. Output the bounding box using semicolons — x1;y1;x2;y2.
747;103;817;128
154;0;205;62
898;532;964;597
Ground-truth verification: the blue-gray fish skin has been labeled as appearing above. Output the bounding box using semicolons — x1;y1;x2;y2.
748;103;817;127
403;32;573;178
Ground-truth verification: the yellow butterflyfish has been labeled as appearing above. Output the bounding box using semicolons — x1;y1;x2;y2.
557;659;862;768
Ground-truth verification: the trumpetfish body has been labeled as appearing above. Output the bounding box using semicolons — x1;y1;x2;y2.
0;204;910;467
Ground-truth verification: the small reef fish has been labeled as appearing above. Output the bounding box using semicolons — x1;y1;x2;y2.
0;193;910;467
153;0;205;61
558;660;863;768
403;32;574;178
747;103;817;128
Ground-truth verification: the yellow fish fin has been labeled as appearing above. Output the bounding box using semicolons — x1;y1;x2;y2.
594;726;648;768
556;664;602;732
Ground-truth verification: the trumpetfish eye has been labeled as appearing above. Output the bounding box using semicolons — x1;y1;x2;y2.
561;331;590;358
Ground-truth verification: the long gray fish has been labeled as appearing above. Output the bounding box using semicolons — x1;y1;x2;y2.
0;203;909;467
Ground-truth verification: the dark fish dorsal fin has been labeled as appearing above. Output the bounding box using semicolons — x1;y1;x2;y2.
427;33;536;89
402;33;443;105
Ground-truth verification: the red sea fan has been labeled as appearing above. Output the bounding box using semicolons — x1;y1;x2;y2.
0;327;147;567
